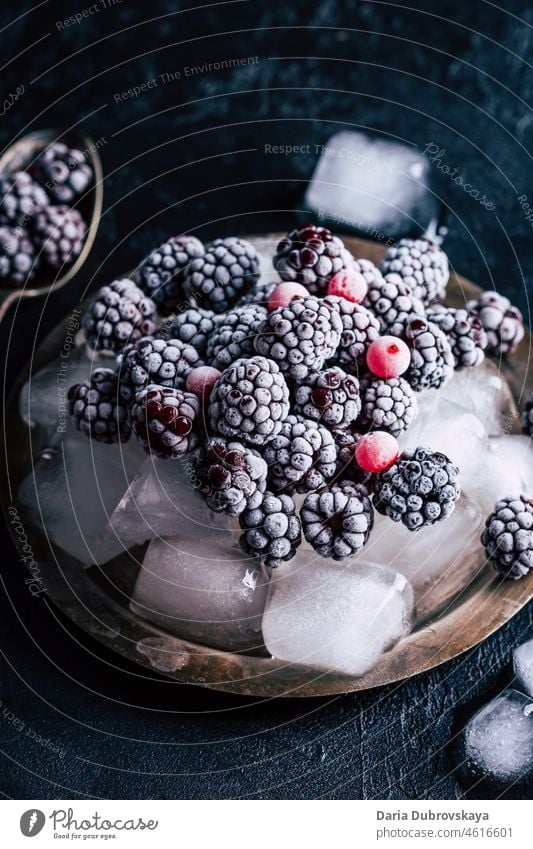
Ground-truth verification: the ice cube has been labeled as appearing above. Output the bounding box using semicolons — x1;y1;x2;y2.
514;638;533;698
362;497;483;620
130;531;268;652
305;130;441;239
463;689;533;783
18;427;146;566
110;455;234;548
262;559;415;677
467;435;533;518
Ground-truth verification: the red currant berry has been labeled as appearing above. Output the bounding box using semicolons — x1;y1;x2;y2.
327;268;368;303
355;431;399;474
186;366;222;402
366;336;411;378
268;281;308;310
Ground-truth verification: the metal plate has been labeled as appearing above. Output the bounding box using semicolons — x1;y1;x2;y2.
2;236;533;698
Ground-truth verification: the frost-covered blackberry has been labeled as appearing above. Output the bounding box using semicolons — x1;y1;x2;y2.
467;291;525;356
68;368;130;444
301;481;374;560
373;446;460;530
363;273;425;336
117;337;203;401
427;306;487;370
326;297;380;372
184;237;260;314
32;142;93;204
0;225;37;286
402;315;455;391
359;376;418;437
293;366;361;430
32;205;85;268
239;490;301;568
0;171;48;226
208;355;290;446
380;238;449;304
481;495;533;580
254;295;342;381
192;437;267;515
263;414;337;493
168;306;216;360
135;235;205;315
273;225;354;295
206;303;267;370
130;384;200;458
83;279;156;353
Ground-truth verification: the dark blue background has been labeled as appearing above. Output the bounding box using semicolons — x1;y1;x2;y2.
0;0;532;799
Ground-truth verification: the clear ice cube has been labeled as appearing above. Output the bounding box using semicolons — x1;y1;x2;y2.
514;638;533;698
262;558;415;677
131;530;268;652
466;435;533;518
18;427;146;566
304;130;441;239
463;689;533;783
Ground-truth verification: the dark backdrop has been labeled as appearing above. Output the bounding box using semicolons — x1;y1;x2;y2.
0;0;532;800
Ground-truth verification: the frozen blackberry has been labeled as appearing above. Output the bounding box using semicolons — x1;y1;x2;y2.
83;279;156;353
467;291;524;356
301;481;374;560
168;306;216;360
236;277;277;307
135;235;205;315
401;315;455;391
521;393;533;437
427;306;487;370
130;384;200;458
68;368;130;444
32;204;85;268
208;355;290;446
363;272;425;336
31;142;93;204
192;437;267;515
263;414;337;493
0;171;48;226
273;225;354;296
373;446;460;530
351;257;385;289
481;495;533;580
0;225;37;287
294;366;361;430
254;295;342;381
359;376;418;437
380;238;449;304
206;303;267;370
239;490;301;569
326;296;380;372
184;237;260;314
117;337;203;401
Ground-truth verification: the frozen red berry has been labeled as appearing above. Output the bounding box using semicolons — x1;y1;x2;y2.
186;365;221;402
327;268;368;303
268;281;308;310
366;335;411;378
355;431;399;473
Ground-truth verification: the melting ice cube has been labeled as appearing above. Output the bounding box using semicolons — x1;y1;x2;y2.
466;435;533;519
514;638;533;698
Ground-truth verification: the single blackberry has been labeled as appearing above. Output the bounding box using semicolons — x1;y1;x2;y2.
192;437;267;515
83;279;156;353
236;277;277;307
206;303;267;370
117;337;203;401
467;291;525;356
273;225;354;296
168;306;217;360
380;238;449;304
0;171;48;226
68;368;130;443
359;376;418;437
521;393;533;437
31;142;93;204
351;257;385;289
239;490;302;568
130;384;200;458
427;306;487;370
184;237;260;314
254;295;342;381
481;495;533;580
32;204;85;268
0;225;37;287
326;296;380;372
135;235;205;315
301;481;374;560
263;414;337;493
363;272;425;336
373;446;460;530
401;315;455;391
293;366;361;430
208;355;290;446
